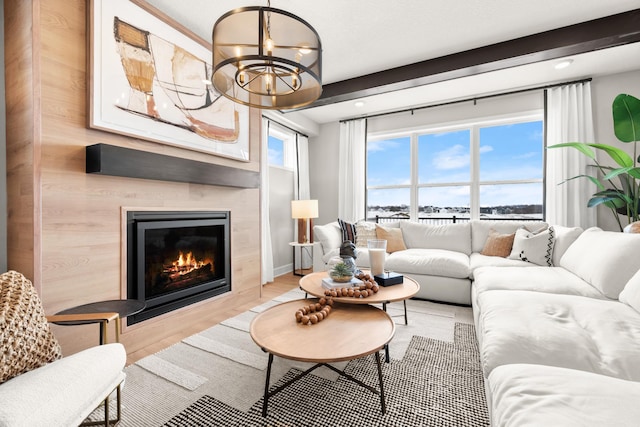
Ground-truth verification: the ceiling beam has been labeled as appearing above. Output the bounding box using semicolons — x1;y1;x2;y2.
297;9;640;109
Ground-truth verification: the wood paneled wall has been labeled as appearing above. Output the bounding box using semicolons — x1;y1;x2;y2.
4;0;263;356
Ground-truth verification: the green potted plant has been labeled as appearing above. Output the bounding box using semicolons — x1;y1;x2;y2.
329;262;354;283
548;93;640;231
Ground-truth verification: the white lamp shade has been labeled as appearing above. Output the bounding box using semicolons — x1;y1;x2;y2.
291;199;318;219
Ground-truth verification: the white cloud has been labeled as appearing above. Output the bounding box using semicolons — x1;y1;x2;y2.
367;139;401;152
479;145;493;154
433;145;469;170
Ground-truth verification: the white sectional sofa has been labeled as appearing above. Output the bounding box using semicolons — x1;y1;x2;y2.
313;219;552;304
312;219;640;425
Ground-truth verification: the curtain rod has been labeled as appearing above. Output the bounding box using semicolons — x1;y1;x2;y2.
339;77;593;123
262;115;309;138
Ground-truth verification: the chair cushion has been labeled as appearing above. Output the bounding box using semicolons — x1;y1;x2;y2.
477;290;640;381
559;227;640;299
385;249;470;278
0;271;62;384
489;364;640;427
0;343;126;426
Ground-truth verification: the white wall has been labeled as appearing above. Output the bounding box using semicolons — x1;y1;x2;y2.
591;70;640;231
268;166;295;275
308;121;340;226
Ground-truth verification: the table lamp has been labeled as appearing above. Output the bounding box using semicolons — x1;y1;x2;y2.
291;199;318;244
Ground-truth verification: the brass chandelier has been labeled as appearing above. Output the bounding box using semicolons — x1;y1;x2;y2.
211;1;322;110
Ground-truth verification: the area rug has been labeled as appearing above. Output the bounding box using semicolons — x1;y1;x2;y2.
163;324;489;426
113;288;487;426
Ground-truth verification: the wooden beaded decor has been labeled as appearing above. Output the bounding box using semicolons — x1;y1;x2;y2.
295;273;380;326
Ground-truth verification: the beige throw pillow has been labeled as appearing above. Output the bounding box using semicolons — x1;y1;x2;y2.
481;229;515;258
375;224;407;253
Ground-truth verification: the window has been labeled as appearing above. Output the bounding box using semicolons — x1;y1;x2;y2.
268;123;296;169
367;115;543;221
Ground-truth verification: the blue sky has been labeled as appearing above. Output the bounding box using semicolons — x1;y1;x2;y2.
367;121;543;208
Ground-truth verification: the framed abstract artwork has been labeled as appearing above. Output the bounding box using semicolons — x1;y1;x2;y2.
88;0;250;161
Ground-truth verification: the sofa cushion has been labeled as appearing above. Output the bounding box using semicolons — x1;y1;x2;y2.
620;268;640;313
385;248;470;278
551;225;583;267
313;222;341;255
507;226;555;266
480;229;515;257
489;364;640;427
559;227;640;299
472;266;607;299
375;224;407;253
470;220;548;253
355;221;376;248
400;221;471;255
470;253;536;274
477;290;640;381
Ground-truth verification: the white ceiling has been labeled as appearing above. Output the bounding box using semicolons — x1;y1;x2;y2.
145;0;640;124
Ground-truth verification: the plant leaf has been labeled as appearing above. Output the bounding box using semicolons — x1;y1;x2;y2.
561;174;605;190
587;143;634;167
613;94;640;143
547;142;596;159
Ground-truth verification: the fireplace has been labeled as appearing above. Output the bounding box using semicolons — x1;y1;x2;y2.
126;211;231;325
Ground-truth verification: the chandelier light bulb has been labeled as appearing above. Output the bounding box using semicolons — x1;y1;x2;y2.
265;38;275;55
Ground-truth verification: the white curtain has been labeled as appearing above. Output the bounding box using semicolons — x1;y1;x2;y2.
260;117;274;284
338;118;367;222
294;134;310;200
545;82;597;228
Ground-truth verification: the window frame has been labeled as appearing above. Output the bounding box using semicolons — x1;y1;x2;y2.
366;110;544;221
268;122;296;170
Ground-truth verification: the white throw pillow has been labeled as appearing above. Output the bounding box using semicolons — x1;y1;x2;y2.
355;221;377;248
620;269;640;313
313;222;341;255
508;226;555;266
551;225;583;266
559;227;640;299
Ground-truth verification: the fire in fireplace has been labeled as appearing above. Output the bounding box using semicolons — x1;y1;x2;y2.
126;211;231;325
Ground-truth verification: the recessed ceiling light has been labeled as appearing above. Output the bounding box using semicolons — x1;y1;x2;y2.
354;101;365;108
554;59;573;70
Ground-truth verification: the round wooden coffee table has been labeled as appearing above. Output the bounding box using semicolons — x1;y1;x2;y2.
250;298;395;417
299;271;420;323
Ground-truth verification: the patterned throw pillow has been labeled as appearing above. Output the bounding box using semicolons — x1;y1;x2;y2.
338;218;357;243
480;229;516;258
355;221;377;247
508;226;555;266
0;271;62;384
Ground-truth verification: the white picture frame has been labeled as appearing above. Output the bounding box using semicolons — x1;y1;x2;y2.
88;0;250;161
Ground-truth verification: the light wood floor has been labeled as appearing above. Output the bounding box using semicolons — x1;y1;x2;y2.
125;273;299;365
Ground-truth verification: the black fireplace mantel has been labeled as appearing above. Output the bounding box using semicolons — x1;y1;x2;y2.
86;143;260;188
